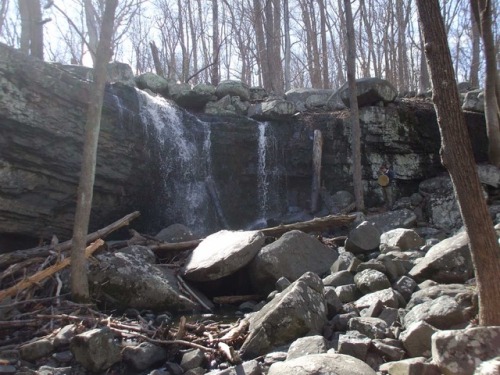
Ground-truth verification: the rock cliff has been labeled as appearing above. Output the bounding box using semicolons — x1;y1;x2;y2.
0;43;488;245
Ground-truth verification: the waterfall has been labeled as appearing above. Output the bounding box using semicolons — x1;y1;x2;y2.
136;90;221;236
256;121;283;224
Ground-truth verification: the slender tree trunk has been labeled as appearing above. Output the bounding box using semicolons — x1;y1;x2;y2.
469;1;480;88
343;0;364;211
318;0;330;88
150;41;164;77
417;0;500;326
83;0;99;64
471;0;500;167
187;0;198;84
211;0;220;86
253;0;270;90
71;0;118;302
18;0;43;59
284;0;291;91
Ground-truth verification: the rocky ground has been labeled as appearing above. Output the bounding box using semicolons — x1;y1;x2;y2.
1;187;500;375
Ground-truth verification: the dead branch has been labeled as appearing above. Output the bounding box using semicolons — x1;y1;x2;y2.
0;239;104;302
0;211;140;269
260;214;356;237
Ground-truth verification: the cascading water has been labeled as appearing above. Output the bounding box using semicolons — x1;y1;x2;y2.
256;121;284;225
136;90;222;236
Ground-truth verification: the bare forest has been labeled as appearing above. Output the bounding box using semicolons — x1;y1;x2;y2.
1;0;498;94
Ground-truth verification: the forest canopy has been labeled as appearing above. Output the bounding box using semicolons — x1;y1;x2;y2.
0;0;498;94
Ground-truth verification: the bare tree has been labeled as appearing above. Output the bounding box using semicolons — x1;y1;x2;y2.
211;0;220;85
18;0;44;59
344;0;364;211
71;0;118;302
417;0;500;326
469;0;480;88
471;0;500;167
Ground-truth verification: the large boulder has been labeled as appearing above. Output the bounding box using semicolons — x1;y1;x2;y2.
171;83;216;110
432;327;500;375
380;228;425;251
366;209;418;233
135;72;169;94
403;295;475;330
462;89;484;113
89;245;200;312
345;221;381;254
248;230;338;294
239;272;327;359
182;230;264;282
419;176;463;231
267;353;376;375
339;77;397;107
215;80;251;101
248;100;296;120
284;88;336;112
409;231;473;283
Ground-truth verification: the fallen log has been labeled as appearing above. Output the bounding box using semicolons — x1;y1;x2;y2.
260;214;356;237
213;295;262;305
0;211;140;270
0;239;105;302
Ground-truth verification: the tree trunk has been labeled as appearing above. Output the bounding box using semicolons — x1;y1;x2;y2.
211;0;220;86
83;0;99;64
471;0;500;167
343;0;364;212
318;0;330;88
18;0;43;59
71;0;118;302
283;0;291;92
417;0;500;326
469;1;480;88
150;41;164;77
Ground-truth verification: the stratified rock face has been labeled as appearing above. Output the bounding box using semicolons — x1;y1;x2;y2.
0;43;149;239
0;43;489;242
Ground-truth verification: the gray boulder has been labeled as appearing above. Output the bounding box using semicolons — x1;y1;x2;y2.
474;357;500;375
171;83;216;110
477;164;500;188
122;342;167;371
338;330;372;360
249;230;338;294
248;100;296;120
409;231;474;283
323;270;355;287
20;338;53;361
354;288;400;309
403;295;471;329
155;223;196;243
406;283;476;310
345;221;381;254
239;272;327;359
331;252;356;273
70;328;121;372
284;88;335;112
348;317;388;339
286;335;328;360
380;228;425;251
89;245;199;311
432;327;500;375
379;357;441;375
419;176;463;231
206;360;262;375
135;72;169;94
462;89;484;112
340;77;397;107
400;320;439;358
366;209;418;233
354;269;391;294
183;230;264;281
267;353;376;375
216;80;251;101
